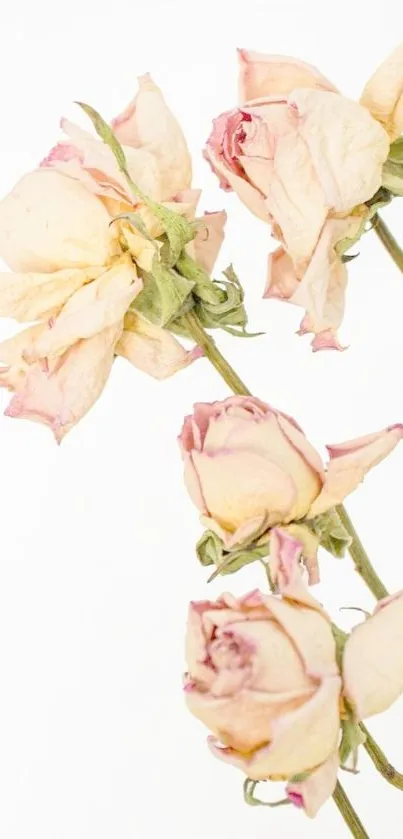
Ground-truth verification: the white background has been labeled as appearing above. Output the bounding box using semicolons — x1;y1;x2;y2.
1;0;403;836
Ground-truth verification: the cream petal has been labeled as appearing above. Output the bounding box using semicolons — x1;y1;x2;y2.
360;43;403;139
291;89;390;212
190;449;297;531
188;686;314;754
209;677;341;779
237;49;338;102
343;592;403;719
116;311;201;379
290;218;352;337
111;74;192;200
25;257;142;361
286;751;339;817
0;323;47;391
0;170;112;272
4;324;121;441
0;266;103;322
260;128;328;266
308;424;403;517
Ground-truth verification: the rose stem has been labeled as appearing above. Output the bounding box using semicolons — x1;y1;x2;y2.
184;308;403;799
332;781;370;838
360;724;403;790
372;213;403;273
336;505;389;600
184;309;389;601
183;311;252;396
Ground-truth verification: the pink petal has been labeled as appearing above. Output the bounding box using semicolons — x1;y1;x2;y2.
237;49;338;102
309;424;403;517
4;324;121;442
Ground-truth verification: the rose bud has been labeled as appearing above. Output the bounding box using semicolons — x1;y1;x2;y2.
179;396;403;559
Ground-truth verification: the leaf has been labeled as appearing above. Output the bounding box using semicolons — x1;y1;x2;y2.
243;779;291;809
133;262;194;327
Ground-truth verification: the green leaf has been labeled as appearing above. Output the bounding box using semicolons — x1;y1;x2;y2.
176;250;225;306
308;508;352;558
196;527;270;582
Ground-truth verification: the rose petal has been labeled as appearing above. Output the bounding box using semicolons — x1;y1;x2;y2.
57;117;163;203
190;449;297;532
0;170;112;273
290;89;389;212
361;44;403;139
193;211;227;273
286;751;339;817
0;266;103;322
204;142;269;221
290;218;351;338
0;323;47;391
116;310;202;379
269;528;321;603
111;74;192;200
209;676;341;779
308;424;403;517
264;247;299;300
343;591;403;719
4;324;121;442
237;49;338;102
25;256;141;361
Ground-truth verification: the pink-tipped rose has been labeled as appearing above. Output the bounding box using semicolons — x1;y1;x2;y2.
204;48;399;349
0;76;225;440
179;396;403;563
184;529;403;817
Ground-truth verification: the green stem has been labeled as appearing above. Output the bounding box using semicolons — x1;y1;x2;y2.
332;781;370;838
360;723;403;790
336;505;389;600
183;310;251;397
372;213;403;272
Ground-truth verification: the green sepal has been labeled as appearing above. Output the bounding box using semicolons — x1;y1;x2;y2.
243;779;291;809
196;526;270;580
308;508;352;558
388;137;403;164
132;263;195;327
382;160;403;196
335;187;393;259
